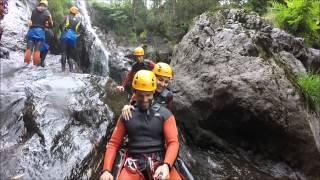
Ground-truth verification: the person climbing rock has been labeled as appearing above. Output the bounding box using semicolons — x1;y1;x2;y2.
100;70;183;180
59;6;82;72
121;62;173;120
116;47;155;94
24;0;53;66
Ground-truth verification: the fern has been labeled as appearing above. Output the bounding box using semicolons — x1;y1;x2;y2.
268;0;320;45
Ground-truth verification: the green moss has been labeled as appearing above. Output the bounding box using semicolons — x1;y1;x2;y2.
298;74;320;104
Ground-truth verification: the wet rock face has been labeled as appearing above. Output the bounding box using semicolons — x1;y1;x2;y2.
171;9;320;178
0;53;114;179
0;1;135;179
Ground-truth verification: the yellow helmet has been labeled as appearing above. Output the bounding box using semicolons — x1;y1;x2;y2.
153;62;173;79
39;0;48;6
132;70;157;91
133;47;144;56
70;6;80;14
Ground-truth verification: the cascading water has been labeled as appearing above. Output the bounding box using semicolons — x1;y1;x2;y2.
78;1;111;76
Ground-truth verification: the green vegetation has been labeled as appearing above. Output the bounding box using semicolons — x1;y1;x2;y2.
298;74;320;104
48;0;73;35
268;0;320;46
46;0;320;49
89;0;220;45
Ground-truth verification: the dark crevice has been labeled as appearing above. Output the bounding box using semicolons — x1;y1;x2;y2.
50;123;72;153
21;94;45;145
198;104;306;169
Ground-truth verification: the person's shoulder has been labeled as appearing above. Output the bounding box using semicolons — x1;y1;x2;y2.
162;88;172;96
131;61;139;67
144;59;154;64
154;103;172;120
44;8;51;15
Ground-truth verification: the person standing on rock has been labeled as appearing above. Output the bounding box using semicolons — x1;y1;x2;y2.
59;6;81;72
24;0;53;66
100;70;182;180
27;20;53;67
116;47;156;94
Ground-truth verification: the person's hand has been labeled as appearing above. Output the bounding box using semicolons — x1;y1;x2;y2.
100;171;113;180
116;86;124;92
121;105;134;121
153;164;170;180
27;20;32;27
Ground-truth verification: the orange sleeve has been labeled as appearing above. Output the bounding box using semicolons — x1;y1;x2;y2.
103;118;126;172
149;60;156;69
122;70;134;87
163;115;179;167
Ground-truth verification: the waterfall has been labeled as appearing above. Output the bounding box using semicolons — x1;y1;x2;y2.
78;1;110;76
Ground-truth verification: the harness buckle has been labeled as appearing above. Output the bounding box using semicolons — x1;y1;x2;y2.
124;157;138;171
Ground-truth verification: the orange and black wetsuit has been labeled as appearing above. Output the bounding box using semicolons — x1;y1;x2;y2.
122;60;155;93
102;103;182;180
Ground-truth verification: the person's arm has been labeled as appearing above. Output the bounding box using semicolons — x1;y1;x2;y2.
102;118;126;172
163;115;179;167
77;23;84;35
46;10;53;28
147;59;156;69
27;20;32;27
59;16;67;32
122;70;134;87
48;15;53;28
154;115;179;179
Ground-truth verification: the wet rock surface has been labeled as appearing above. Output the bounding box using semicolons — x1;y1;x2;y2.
0;1;115;179
0;52;115;179
171;9;320;179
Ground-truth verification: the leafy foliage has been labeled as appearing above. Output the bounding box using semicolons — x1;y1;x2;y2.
90;0;220;45
48;0;73;35
298;74;320;104
268;0;320;45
